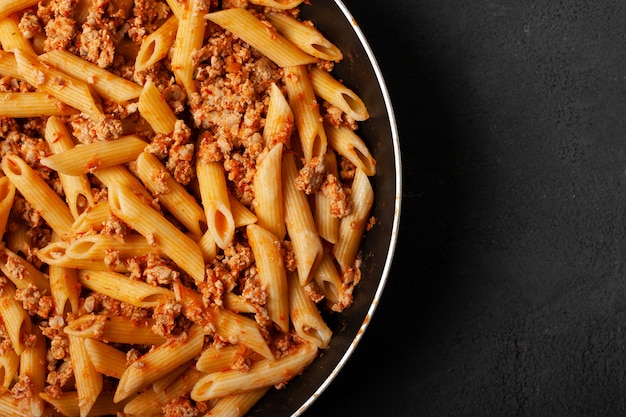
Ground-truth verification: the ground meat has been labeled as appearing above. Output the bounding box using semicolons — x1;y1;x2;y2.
143;254;180;286
339;156;356;180
152;299;184;338
19;11;42;40
230;346;252;372
70;114;123;143
167;120;194;185
15;284;54;318
10;374;33;401
163;396;200;417
281;240;297;272
222;242;254;279
319;173;352;218
127;0;171;44
295;156;326;195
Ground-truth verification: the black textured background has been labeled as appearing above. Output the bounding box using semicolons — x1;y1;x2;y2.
306;0;626;416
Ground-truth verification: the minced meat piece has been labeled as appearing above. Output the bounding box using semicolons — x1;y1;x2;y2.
319;173;352;218
295;156;325;195
18;11;41;40
152;299;185;338
15;284;54;318
163;396;200;417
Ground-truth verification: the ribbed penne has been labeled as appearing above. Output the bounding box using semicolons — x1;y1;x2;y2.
248;0;302;10
39;391;121;417
310;66;370;121
40;135;147;176
0;0;39;21
205;8;316;68
37;240;127;272
0;349;18;394
114;324;205;403
205;387;271;417
247;224;289;332
135;151;207;236
0;283;30;355
0;246;51;292
64;314;165;346
19;326;46;417
333;168;374;272
123;368;203;416
0;15;35;55
0;393;23;417
196;160;235;249
0;176;15;239
135;15;178;73
83;339;128;379
92;165;153;201
325;124;377;176
67;334;103;417
174;282;274;360
39;50;143;103
13;48;103;119
312;150;340;244
2;153;74;237
77;269;174;309
0;51;20;79
191;343;317;401
196;345;240;373
68;201;110;235
283;65;327;161
263;83;294;148
312;252;342;304
0;92;79;117
138;78;178;134
288;271;332;348
49;265;80;316
253;143;286;239
282;153;324;285
107;185;205;283
267;13;343;62
229;194;258;228
171;0;207;95
44;116;94;219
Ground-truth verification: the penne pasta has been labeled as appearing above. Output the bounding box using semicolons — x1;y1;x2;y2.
248;0;303;10
0;246;51;292
0;176;15;239
114;323;205;403
49;265;80;316
38;50;143;104
44;116;95;219
77;269;174;309
283;65;327;161
205;8;317;68
40;135;148;176
325;123;377;176
263;83;294;148
2;154;74;237
0;348;18;395
0;283;30;355
135;15;179;73
83;339;128;379
0;92;79;117
171;0;207;96
267;13;343;62
310;66;370;121
137;78;178;134
123;367;203;416
18;326;46;417
191;343;318;401
333;168;374;272
196;160;235;249
0;15;36;55
135;151;207;237
13;48;103;119
288;271;332;348
0;0;39;21
247;224;289;332
67;334;103;417
253;143;286;239
107;185;206;283
64;314;165;346
205;387;271;417
282;153;324;285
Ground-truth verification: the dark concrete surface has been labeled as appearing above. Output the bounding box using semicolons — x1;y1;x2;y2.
306;1;626;416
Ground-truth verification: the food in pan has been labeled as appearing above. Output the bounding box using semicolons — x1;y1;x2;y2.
0;0;376;415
